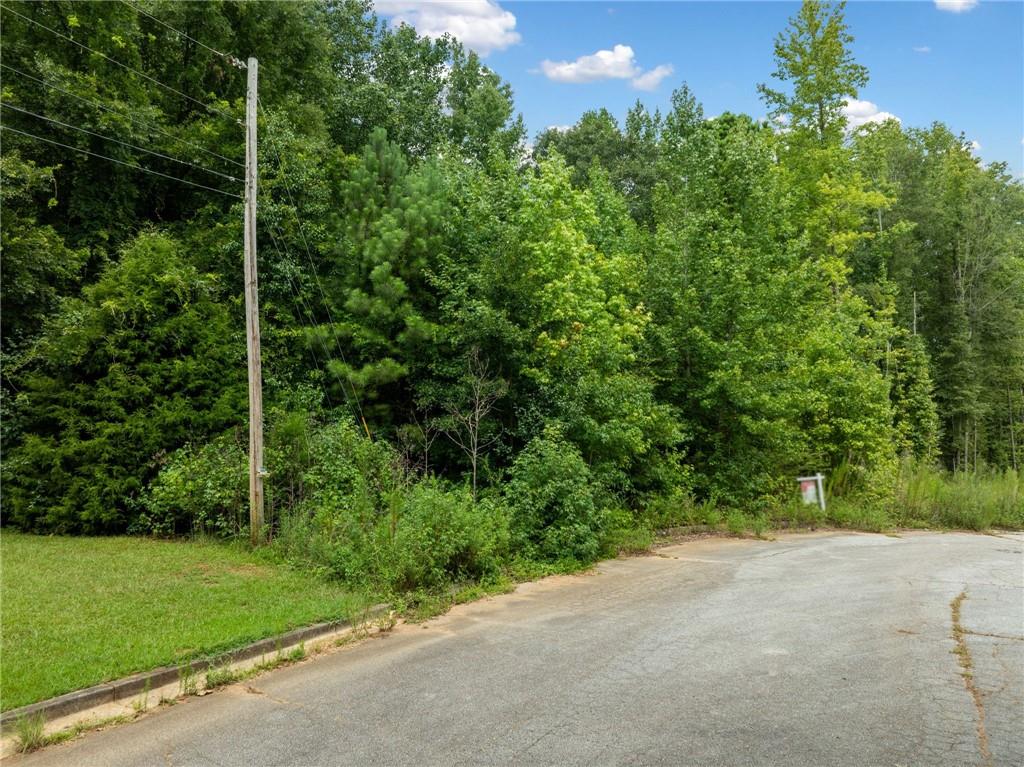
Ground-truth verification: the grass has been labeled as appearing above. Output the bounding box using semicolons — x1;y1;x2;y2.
749;465;1022;534
0;533;370;711
894;465;1022;530
204;642;307;691
13;711;136;754
13;713;46;753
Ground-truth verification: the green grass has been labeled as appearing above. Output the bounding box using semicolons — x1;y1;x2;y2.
0;533;370;711
894;465;1023;530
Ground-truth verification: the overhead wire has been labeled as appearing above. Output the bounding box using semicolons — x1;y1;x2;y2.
259;208;349;414
257;97;373;438
0;62;244;169
0;125;242;199
118;0;245;67
1;4;241;124
4;3;363;430
0;101;240;183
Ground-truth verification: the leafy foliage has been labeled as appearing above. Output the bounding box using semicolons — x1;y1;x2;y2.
3;232;245;532
1;1;1020;580
505;431;606;564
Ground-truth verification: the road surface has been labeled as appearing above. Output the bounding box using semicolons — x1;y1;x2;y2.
16;531;1024;766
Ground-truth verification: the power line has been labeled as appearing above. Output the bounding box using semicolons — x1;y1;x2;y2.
258;98;372;437
260;209;349;415
1;101;240;182
0;125;242;199
0;62;244;169
1;4;240;124
118;0;246;68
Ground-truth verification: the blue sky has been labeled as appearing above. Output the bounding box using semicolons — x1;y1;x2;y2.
375;1;1024;177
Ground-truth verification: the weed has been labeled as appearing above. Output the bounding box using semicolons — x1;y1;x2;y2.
725;511;747;536
178;663;197;697
375;610;398;633
286;642;306;663
750;515;769;539
205;665;241;689
132;679;151;714
14;713;46;754
895;463;1022;530
950;590;991;765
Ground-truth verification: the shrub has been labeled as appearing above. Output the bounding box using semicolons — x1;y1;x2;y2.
272;418;399;576
273;419;509;593
281;480;508;593
504;432;607;563
600;507;653;556
378;482;509;592
138;433;247;536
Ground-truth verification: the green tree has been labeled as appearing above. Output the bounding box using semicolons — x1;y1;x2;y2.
3;232;244;532
0;153;86;355
325;128;446;431
758;0;867;145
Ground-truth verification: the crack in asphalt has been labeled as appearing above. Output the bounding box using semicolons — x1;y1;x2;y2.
963;630;1024;642
951;589;993;767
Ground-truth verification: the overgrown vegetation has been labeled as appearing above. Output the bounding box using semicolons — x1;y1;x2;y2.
1;0;1021;648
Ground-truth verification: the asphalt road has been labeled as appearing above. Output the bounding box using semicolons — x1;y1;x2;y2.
17;531;1024;766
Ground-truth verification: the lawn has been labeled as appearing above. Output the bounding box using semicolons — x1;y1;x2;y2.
0;533;368;711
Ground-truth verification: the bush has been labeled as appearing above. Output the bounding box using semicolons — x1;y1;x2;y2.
505;432;607;563
599;507;653;556
271;418;399;576
271;419;509;593
280;479;508;593
138;433;247;536
378;483;509;591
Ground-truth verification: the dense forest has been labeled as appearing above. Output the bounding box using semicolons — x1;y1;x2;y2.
1;1;1021;585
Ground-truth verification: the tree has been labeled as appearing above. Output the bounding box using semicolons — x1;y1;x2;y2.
758;0;867;145
3;232;245;532
445;47;524;163
890;332;941;462
533;103;662;227
324;128;446;431
0;153;86;356
649;106;895;502
436;348;507;500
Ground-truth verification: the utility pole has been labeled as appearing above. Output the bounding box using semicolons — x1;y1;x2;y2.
243;56;265;545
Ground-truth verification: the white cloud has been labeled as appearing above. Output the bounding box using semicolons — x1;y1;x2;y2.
970;139;982;151
934;0;978;12
631;64;674;92
540;45;673;91
374;1;520;56
843;98;901;129
913;46;931;53
541;44;640;83
546;124;573;133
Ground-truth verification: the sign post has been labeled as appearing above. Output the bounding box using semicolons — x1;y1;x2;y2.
797;473;826;511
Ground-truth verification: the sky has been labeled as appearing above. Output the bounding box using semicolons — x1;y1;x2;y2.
374;0;1024;178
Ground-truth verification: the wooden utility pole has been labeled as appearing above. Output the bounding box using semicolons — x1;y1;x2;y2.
243;56;265;545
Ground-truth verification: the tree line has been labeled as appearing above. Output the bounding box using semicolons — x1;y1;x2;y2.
2;1;1021;552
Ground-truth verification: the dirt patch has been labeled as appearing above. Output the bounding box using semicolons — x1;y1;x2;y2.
176;563;272;580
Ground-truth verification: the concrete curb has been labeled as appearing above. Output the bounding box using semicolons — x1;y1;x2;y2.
0;604;389;728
